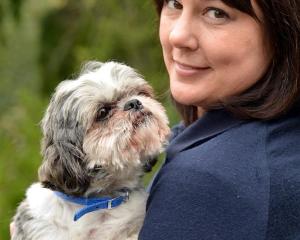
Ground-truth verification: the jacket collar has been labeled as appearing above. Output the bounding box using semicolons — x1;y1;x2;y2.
166;109;244;160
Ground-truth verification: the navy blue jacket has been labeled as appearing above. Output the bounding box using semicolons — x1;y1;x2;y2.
139;109;300;240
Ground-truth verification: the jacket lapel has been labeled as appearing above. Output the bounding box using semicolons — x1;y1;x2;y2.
166;109;244;160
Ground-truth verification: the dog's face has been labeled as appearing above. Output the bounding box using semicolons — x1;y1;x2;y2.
38;62;170;196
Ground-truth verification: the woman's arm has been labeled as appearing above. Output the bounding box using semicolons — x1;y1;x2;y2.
139;167;269;240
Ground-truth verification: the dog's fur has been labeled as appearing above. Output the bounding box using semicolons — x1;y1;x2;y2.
12;61;170;240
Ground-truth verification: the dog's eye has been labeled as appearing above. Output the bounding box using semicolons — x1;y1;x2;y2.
138;91;151;97
89;164;103;173
96;107;111;121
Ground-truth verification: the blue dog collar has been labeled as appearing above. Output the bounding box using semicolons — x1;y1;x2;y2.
54;190;129;221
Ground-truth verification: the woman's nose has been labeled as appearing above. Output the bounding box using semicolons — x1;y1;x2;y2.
169;14;199;50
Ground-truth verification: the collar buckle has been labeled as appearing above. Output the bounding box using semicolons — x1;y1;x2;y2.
107;199;112;209
124;190;130;202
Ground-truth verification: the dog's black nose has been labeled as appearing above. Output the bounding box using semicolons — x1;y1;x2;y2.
124;99;143;111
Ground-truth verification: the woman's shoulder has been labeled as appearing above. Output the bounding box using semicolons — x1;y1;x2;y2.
161;110;300;190
163;109;300;177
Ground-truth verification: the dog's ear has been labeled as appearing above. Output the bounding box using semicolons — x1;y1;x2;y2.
39;139;91;196
38;88;91;196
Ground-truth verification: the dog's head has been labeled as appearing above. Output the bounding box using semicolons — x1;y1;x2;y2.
38;61;170;196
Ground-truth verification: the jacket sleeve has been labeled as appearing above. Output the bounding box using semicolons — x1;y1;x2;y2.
139;167;268;240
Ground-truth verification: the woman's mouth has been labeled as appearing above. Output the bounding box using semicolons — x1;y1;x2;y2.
174;61;211;77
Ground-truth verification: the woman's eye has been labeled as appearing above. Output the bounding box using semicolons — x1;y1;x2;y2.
96;107;111;121
204;8;230;22
165;0;182;10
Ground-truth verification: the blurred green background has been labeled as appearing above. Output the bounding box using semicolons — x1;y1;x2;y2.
0;0;179;238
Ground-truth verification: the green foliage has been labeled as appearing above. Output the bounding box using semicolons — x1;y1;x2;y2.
0;0;179;238
39;0;167;96
9;0;23;22
0;90;46;238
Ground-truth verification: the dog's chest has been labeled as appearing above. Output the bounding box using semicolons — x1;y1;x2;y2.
56;206;143;240
26;183;146;240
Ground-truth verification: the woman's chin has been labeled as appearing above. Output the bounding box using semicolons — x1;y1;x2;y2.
170;87;202;106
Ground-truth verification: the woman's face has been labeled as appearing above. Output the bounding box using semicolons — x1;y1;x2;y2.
160;0;272;107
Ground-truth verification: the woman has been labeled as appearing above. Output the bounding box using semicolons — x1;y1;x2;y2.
139;0;300;239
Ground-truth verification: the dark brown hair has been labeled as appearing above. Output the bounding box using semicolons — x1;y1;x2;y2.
154;0;300;125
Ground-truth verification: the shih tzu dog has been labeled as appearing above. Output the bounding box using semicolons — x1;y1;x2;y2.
12;61;170;240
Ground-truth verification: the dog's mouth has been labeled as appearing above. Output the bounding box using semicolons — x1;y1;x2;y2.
132;111;153;129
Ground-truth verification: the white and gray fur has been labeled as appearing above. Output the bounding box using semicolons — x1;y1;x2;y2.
12;61;170;240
